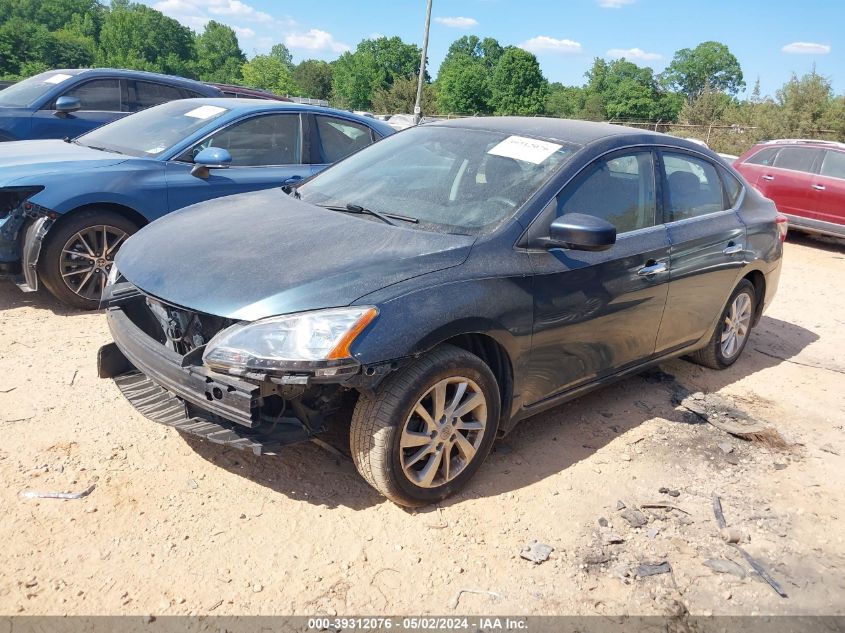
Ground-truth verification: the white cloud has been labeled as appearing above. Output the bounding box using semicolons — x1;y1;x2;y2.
520;36;582;54
285;29;350;54
597;0;635;7
781;42;831;55
434;16;479;28
606;47;662;61
208;0;271;22
232;26;255;38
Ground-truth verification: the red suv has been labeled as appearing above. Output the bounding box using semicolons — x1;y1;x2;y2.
734;139;845;238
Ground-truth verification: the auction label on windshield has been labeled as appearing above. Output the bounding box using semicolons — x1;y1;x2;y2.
45;73;72;84
488;135;562;165
184;105;227;119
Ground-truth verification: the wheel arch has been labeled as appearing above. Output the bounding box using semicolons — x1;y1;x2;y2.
51;202;149;234
742;268;766;326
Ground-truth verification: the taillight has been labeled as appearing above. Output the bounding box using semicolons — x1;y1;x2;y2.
775;214;788;241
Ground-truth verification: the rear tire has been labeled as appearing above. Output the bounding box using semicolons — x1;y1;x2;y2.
39;209;139;310
689;279;756;370
350;345;500;507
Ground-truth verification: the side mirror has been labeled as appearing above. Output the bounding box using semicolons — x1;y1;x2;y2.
191;147;232;179
544;213;616;251
54;96;81;116
281;175;303;194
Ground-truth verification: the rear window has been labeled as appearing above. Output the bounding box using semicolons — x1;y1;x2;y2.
820;150;845;180
132;81;186;111
773;147;821;173
745;147;779;166
720;168;743;206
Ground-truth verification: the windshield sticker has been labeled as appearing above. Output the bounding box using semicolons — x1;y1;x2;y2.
184;105;227;120
45;73;73;85
488;135;562;165
145;146;167;154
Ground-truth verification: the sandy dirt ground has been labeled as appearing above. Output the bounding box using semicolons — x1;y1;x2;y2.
0;234;843;618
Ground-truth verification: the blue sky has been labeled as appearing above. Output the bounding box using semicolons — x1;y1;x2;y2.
145;0;842;97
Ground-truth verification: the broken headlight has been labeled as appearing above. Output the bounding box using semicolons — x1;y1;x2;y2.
0;186;44;220
202;306;378;374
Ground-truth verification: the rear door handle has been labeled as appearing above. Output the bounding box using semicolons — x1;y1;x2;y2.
761;175;774;181
812;184;826;191
637;261;668;276
723;243;743;255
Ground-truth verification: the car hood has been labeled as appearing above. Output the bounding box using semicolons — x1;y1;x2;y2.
0;140;129;185
116;188;476;321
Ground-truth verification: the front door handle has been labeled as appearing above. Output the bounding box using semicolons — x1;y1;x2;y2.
723;242;743;255
812;184;826;191
637;261;668;276
761;175;774;181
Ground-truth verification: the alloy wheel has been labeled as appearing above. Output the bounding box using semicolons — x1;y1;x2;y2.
399;377;488;489
720;291;753;359
59;225;128;301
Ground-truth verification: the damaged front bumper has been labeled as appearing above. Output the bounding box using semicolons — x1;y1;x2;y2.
0;196;55;291
99;305;373;455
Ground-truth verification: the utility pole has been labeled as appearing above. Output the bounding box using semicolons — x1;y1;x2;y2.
414;0;433;125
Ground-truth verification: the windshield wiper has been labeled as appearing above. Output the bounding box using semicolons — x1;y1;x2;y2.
320;203;418;227
73;140;124;155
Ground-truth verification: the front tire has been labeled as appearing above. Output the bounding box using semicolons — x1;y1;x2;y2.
350;345;500;507
689;279;756;370
38;209;139;310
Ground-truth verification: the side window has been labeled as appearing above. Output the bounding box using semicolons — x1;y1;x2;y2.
720;167;743;207
820;150;845;180
315;116;373;163
131;81;185;111
773;147;821;173
662;153;725;221
61;79;122;111
193;114;301;167
745;147;779;166
557;151;656;233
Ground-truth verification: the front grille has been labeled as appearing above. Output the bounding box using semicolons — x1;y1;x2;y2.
121;290;235;356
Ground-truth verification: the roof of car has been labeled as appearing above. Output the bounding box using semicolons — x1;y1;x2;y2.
49;68;218;93
432;116;681;147
170;98;396;133
758;138;845;150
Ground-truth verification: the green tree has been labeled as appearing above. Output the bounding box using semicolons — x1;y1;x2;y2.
489;47;548;115
241;54;296;95
331;36;422;109
436;60;490;114
545;84;584;118
194;20;245;83
371;75;436;114
435;35;504;115
270;43;294;70
661;41;745;99
775;71;835;137
97;1;196;76
292;59;333;99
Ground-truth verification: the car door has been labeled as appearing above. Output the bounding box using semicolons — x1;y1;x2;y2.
306;114;377;177
526;150;671;403
164;112;306;211
654;151;747;353
29;78;128;139
756;146;822;219
735;146;780;187
811;149;845;227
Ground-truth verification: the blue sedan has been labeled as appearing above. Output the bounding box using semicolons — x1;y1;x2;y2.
0;99;394;308
0;68;222;142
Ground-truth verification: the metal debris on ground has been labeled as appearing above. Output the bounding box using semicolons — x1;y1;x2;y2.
703;558;747;579
20;484;95;500
673;389;789;448
620;508;648;527
636;561;671;577
711;492;788;598
640;503;691;515
520;541;553;564
450;588;501;610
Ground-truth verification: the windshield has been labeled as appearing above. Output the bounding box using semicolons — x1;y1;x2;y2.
0;71;78;108
298;126;577;234
75;100;231;157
